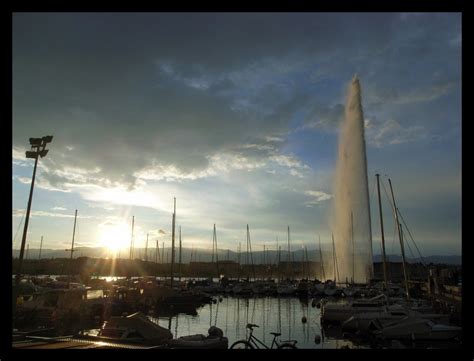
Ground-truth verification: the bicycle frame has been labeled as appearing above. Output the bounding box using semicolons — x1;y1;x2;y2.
246;328;279;349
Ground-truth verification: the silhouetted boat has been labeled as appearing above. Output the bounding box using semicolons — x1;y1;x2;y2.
168;326;228;349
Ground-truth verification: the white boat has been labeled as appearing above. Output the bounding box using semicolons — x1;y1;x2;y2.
98;312;173;345
321;294;388;324
341;304;450;332
371;317;461;340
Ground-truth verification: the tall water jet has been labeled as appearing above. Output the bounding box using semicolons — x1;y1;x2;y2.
331;75;373;284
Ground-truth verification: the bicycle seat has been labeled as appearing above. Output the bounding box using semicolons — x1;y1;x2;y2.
270;332;281;337
246;323;259;329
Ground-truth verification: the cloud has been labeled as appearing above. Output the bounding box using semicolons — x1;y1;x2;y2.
366;118;426;147
13;209;93;219
365;81;457;106
301;103;345;131
51;206;67;211
304;190;333;207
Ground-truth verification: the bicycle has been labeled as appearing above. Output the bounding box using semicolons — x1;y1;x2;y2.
230;323;297;349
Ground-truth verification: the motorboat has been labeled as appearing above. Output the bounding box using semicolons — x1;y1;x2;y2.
341;304;450;332
97;312;172;346
370;317;461;340
167;326;228;349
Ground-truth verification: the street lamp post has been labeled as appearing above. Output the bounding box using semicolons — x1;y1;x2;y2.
13;136;53;318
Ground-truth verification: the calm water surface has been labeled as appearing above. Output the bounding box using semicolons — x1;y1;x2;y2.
149;296;357;349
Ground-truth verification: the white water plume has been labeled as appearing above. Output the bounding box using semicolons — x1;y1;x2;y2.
330;75;373;284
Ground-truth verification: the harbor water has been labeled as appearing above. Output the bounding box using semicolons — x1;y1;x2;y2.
147;296;356;349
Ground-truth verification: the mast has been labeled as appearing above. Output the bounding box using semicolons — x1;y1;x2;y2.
68;209;78;289
247;225;255;280
155;239;159;278
276;236;279;281
38;236;43;260
376;174;389;289
319;236;325;281
145;233;149;262
305;246;309;279
301;243;305;278
388;178;410;300
170;198;176;288
332;232;339;283
156;240;159;263
351;211;355;285
278;246;281;282
179;226;182;281
287;226;291;278
129;216;134;260
237;242;241;279
213;224;219;279
26;243;29;260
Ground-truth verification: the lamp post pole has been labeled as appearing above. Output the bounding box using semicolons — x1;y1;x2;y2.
13;136;53;319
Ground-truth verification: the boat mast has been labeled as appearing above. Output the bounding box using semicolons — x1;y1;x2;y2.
376;174;389;289
179;226;182;281
170;198;176;288
351;211;355;285
332;232;339;283
213;224;219;279
129;216;134;260
287;226;291;279
38;235;43;260
247;225;256;280
319;235;325;281
306;246;310;279
387;178;410;300
68;209;78;289
276;236;279;281
145;233;149;262
156;239;159;263
237;242;241;279
301;243;305;279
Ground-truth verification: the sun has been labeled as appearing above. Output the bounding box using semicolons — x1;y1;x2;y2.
98;222;130;253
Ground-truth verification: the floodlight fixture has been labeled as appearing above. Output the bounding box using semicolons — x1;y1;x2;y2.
39;149;49;158
25;151;37;159
29;138;42;146
42;135;53;143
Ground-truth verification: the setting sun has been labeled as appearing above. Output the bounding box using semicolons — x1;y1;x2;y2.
98;222;130;253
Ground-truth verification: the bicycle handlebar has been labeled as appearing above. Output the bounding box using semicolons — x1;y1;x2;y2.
246;323;259;329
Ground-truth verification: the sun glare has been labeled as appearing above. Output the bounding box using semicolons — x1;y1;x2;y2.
99;223;130;253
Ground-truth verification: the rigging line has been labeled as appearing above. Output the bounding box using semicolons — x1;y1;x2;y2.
397;208;427;267
390;220;397;256
401;223;416;261
12;209;26;249
381;178;396;214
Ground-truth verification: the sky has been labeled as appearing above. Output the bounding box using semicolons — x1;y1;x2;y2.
12;12;461;257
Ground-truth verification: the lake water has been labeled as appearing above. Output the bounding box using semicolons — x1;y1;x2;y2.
148;296;357;349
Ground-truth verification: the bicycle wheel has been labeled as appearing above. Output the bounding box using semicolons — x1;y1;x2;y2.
278;343;297;349
230;340;254;349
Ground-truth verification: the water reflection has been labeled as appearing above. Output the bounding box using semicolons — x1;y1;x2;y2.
149;296;357;349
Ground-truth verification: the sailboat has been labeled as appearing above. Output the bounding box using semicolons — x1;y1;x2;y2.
277;226;296;296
